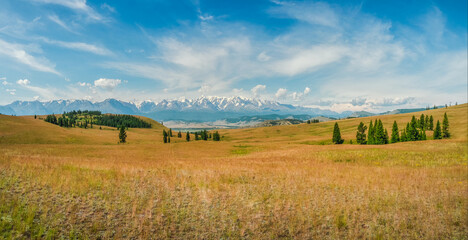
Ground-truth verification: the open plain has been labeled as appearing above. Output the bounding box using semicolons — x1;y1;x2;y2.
0;104;467;239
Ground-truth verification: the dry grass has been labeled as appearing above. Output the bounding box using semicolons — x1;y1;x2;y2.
0;104;466;239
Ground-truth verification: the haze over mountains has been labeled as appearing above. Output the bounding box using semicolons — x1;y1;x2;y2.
0;96;436;129
0;96;351;119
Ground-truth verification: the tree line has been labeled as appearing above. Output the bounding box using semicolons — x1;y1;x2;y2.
43;110;151;129
162;128;221;143
333;113;450;144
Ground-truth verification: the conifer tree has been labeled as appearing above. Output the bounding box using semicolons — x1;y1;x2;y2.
433;120;442;139
163;130;168;143
407;116;419;141
429;115;434;130
119;126;127;143
186;132;190;141
442;112;450;138
356;122;367;144
374;120;385;144
195;132;199;140
391;121;400;143
367;120;374;144
34;114;37;119
332;122;344;144
168;136;171;143
421;130;427;140
178;131;182;138
425;115;429;129
169;129;173;137
400;128;407;142
213;131;221;141
419;114;425;130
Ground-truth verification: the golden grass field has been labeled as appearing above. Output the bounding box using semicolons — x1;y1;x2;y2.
0;104;466;239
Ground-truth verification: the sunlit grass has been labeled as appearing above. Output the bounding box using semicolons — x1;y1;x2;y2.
0;104;466;238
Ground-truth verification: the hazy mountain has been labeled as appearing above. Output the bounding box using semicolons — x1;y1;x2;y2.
0;97;352;121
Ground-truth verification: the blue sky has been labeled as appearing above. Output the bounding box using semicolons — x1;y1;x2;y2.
0;0;466;112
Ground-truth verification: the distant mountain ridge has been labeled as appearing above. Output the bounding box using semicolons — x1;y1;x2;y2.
0;97;437;124
0;97;352;121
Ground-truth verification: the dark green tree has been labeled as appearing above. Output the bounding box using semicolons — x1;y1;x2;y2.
442;112;450;138
374;120;386;144
213;131;221;141
429;115;434;130
168;136;171;143
169;128;173;137
163;130;168;143
34;114;37;119
332;122;344;144
178;131;182;138
433;120;442;139
195;132;199;140
356;122;367;144
119;126;127;143
391;121;400;143
186;132;190;141
419;114;425;130
407;116;419;141
400;128;407;142
425;115;429;129
367;120;375;145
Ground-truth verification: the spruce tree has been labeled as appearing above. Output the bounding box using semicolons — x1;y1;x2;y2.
169;129;173;137
367;121;374;145
186;132;190;141
425;115;429;129
178;131;182;138
374;120;385;144
213;131;221;141
442;113;450;138
407;116;419;141
391;121;400;143
34;114;37;119
421;130;427;140
419;114;425;130
429;115;434;130
332;122;344;144
356;122;367;144
168;136;171;143
119;126;127;143
433;120;442;139
400;128;407;142
163;130;168;143
384;129;389;144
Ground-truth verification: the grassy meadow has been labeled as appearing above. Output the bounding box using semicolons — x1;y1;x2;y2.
0;104;467;239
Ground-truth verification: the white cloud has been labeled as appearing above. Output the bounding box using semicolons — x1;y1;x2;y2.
101;3;115;13
48;15;75;33
251;84;266;97
2;81;9;85
0;38;60;75
16;79;56;98
39;37;112;56
78;82;91;87
269;1;339;27
17;79;31;86
275;88;287;98
257;51;271;62
271;45;348;76
6;89;16;95
303;87;310;95
94;78;121;90
32;0;103;21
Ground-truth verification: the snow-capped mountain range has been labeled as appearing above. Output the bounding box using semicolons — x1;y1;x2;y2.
0;96;352;121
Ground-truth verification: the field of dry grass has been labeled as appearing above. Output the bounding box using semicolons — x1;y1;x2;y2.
0;104;466;239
